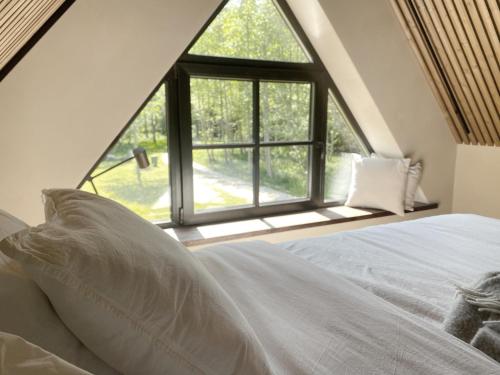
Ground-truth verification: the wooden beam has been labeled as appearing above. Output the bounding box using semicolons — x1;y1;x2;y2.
0;0;72;80
428;0;497;144
461;0;500;142
0;1;60;66
391;0;500;146
446;0;500;117
416;0;487;143
0;0;49;59
392;0;469;143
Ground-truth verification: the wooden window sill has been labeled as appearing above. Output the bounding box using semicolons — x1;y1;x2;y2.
165;202;438;247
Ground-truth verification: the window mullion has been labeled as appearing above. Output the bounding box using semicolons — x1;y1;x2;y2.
192;143;255;150
167;75;183;225
259;140;312;147
253;80;260;208
311;79;328;206
177;69;195;224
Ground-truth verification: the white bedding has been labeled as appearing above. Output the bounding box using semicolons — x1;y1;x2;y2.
280;214;500;326
4;205;500;374
196;240;500;374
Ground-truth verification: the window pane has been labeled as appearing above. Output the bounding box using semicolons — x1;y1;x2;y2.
189;0;311;63
325;93;368;202
81;84;170;223
193;148;254;212
191;78;253;145
260;81;311;142
259;145;309;203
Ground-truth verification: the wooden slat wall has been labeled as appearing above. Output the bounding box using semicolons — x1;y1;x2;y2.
0;0;65;72
392;0;500;146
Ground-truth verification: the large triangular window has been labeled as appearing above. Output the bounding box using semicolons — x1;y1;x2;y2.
80;0;370;226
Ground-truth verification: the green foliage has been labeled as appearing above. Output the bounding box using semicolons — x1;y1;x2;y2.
259;146;308;199
324;93;368;202
326;93;367;155
106;85;167;159
260;82;311;142
83;152;170;222
190;0;310;63
191;78;253;145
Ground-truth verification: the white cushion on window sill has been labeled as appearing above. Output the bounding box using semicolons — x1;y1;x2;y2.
346;157;410;216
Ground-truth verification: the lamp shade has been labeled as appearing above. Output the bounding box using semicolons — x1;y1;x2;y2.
133;147;150;169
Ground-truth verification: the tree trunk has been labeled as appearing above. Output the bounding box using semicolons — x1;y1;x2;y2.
262;84;273;178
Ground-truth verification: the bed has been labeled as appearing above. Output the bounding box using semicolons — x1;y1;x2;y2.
1;191;500;374
279;214;500;327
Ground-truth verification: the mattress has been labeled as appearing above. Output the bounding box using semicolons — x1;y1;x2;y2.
279;214;500;326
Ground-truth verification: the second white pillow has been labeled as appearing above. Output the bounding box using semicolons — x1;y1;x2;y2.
345;157;410;216
370;154;422;211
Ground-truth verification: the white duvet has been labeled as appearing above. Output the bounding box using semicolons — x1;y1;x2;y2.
280;214;500;326
197;237;500;374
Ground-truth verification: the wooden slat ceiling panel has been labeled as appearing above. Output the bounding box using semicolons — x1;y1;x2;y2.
392;0;500;146
0;0;65;72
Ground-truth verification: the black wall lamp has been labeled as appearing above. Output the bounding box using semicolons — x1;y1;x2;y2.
86;147;150;194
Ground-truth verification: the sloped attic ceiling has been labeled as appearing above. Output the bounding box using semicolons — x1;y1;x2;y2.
0;0;73;80
392;0;499;146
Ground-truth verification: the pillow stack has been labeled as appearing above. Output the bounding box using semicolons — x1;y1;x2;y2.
345;154;423;216
0;190;272;375
0;209;118;375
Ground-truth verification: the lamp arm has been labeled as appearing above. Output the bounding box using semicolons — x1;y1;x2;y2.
88;156;134;180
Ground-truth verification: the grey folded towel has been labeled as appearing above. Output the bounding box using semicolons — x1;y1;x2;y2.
443;272;500;362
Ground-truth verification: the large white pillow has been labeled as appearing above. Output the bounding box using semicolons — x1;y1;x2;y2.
345;157;410;216
370;154;423;211
0;209;118;375
0;331;93;375
1;190;271;375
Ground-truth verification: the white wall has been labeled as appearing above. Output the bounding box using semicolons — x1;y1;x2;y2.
0;0;221;224
288;0;457;213
0;0;457;225
453;145;500;219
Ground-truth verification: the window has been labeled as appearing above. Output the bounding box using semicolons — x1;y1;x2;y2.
324;92;369;202
81;84;170;223
79;0;370;226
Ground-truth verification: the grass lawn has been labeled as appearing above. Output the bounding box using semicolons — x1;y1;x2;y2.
81;152;171;222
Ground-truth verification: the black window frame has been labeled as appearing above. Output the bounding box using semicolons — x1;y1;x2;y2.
78;0;372;228
173;61;328;225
